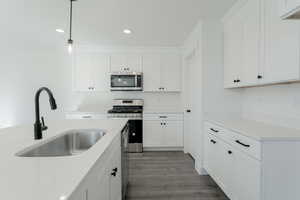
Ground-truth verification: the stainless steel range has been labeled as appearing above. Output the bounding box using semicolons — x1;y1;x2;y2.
108;99;143;153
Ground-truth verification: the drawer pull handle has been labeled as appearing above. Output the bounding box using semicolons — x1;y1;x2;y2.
228;150;233;155
159;116;168;119
210;128;219;133
111;168;118;177
82;116;92;119
235;140;250;148
210;139;216;144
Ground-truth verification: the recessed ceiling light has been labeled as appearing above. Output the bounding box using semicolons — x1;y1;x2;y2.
56;29;65;33
123;29;132;34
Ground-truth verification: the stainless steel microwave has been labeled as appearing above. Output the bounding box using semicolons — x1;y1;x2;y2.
110;72;143;91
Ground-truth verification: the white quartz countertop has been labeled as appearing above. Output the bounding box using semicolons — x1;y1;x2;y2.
205;115;300;141
0;119;127;200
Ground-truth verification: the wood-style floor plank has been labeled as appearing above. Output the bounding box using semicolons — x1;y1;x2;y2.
127;151;229;200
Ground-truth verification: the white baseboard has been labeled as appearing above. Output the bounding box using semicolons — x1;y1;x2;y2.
143;147;184;151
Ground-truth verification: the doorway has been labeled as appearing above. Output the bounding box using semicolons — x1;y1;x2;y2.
183;49;203;173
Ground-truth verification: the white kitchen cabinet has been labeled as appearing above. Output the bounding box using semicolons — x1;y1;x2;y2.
88;167;110;200
223;16;242;88
279;0;300;19
73;53;110;92
204;133;236;199
110;54;142;73
142;54;161;92
204;133;221;183
264;0;300;83
69;134;122;200
142;53;182;92
143;114;183;149
109;147;122;200
164;120;184;147
223;0;261;88
233;148;260;200
224;0;300;88
160;53;182;92
204;127;261;200
143;120;163;147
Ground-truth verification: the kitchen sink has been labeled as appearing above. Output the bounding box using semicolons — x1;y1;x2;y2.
16;129;106;157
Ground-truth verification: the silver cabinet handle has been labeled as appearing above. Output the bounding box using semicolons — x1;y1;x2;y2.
82;115;92;119
159;116;168;119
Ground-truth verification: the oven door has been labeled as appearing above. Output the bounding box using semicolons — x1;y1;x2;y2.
110;74;142;91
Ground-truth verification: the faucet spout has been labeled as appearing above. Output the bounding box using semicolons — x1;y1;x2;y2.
34;87;57;140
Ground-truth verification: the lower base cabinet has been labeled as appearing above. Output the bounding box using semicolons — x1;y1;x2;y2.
204;121;300;200
143;114;183;148
70;134;122;200
204;126;260;200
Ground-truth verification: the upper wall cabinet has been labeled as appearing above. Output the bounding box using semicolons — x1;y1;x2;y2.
110;54;142;73
264;0;300;83
73;53;110;92
223;0;300;88
279;0;300;19
143;53;182;92
223;0;261;88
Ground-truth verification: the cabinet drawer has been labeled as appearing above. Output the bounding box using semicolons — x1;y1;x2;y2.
227;130;261;160
143;113;183;121
205;122;228;141
66;113;108;120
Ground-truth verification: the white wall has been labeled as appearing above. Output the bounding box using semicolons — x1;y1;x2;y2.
202;20;243;116
0;45;183;128
0;49;73;128
72;92;183;113
242;83;300;129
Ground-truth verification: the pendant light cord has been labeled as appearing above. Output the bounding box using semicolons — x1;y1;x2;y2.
69;0;73;41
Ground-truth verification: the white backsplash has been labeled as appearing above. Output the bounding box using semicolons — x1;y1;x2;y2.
71;92;184;113
242;83;300;129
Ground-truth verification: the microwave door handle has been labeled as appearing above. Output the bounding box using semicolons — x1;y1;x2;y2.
135;75;137;87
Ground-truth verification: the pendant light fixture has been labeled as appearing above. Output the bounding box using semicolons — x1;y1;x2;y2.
68;0;77;54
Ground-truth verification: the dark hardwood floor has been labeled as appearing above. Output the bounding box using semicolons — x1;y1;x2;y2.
127;151;229;200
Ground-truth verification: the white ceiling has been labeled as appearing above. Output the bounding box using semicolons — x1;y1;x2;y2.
1;0;237;50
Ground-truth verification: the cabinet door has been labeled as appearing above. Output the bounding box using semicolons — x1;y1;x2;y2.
234;150;260;200
92;54;110;92
127;54;142;72
164;121;183;147
142;54;161;92
73;53;110;92
239;0;261;86
223;13;242;88
264;0;300;83
143;120;163;147
204;133;220;180
218;142;237;200
224;0;261;88
88;168;110;200
110;54;141;72
160;53;182;92
73;53;94;91
110;54;127;72
109;148;122;200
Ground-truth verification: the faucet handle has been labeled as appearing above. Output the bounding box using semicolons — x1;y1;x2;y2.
41;117;48;131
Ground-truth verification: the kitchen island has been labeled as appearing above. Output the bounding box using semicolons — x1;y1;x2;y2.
0;119;127;200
